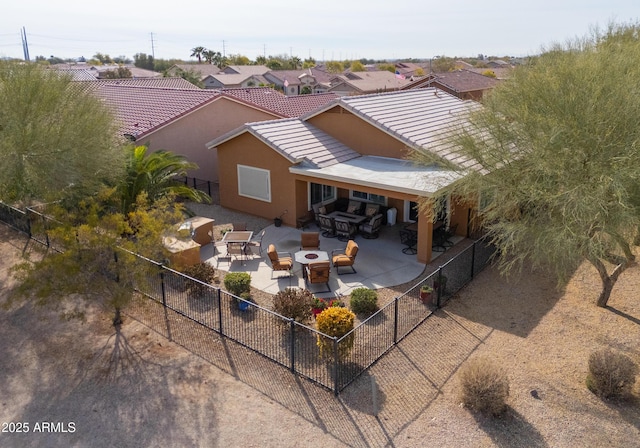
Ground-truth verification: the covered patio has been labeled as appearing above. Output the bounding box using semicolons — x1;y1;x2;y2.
199;220;464;298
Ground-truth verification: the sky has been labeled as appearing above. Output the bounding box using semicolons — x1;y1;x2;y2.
1;1;638;62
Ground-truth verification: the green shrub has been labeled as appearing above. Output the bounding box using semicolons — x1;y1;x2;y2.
273;288;314;323
316;306;355;361
458;357;509;416
223;272;251;296
349;287;378;315
586;349;638;399
181;262;216;297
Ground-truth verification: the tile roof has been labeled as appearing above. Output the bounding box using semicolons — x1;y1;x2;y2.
221;87;338;118
265;68;334;85
223;65;270;75
329;70;412;93
80;77;201;90
50;68;97;81
169;64;222;79
209;118;360;168
324;88;481;169
93;84;220;139
429;69;500;93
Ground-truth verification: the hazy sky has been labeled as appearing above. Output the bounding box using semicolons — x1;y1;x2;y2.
1;1;637;62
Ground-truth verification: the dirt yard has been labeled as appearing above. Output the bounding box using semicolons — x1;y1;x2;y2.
0;223;639;447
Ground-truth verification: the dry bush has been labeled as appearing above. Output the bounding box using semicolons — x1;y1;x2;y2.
273;288;314;323
458;356;509;416
586;349;638;399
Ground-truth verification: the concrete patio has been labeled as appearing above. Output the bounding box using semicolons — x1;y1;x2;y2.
199;221;462;298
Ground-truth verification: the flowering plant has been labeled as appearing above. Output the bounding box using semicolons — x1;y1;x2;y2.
312;297;327;310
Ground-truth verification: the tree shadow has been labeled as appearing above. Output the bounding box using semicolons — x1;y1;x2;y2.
606;306;640;326
473;405;548;448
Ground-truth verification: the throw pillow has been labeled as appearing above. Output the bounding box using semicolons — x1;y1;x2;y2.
366;206;378;217
319;206;326;215
347;204;358;214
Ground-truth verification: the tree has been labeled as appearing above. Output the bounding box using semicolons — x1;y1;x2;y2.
325;61;344;74
227;54;250;65
202;49;220;65
101;66;133;79
417;22;640;307
289;56;302;70
11;193;184;330
190;46;206;63
168;67;204;88
133;53;155;70
255;55;267;65
118;145;210;215
350;60;365;72
0;61;124;205
302;57;316;68
93;53;113;64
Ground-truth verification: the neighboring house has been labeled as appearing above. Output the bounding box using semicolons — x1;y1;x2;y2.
49;63;161;80
221;65;270;76
165;64;222;82
486;59;511;69
263;68;334;96
402;69;500;101
467;67;513;80
328;71;412;96
203;73;269;89
207;88;481;263
89;82;338;182
394;62;425;77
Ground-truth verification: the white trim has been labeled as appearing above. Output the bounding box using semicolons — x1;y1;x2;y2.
237;165;271;202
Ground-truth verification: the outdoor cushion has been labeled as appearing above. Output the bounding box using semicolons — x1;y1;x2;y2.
365;204;380;217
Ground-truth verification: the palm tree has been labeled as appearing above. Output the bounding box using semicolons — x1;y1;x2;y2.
118;145;210;214
190;46;206;63
289;56;302;70
202;49;219;65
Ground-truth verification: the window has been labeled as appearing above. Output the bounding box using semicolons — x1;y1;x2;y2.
350;190;386;205
310;183;335;205
237;165;271;202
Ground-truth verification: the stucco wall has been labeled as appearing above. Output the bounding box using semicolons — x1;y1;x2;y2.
142;98;278;183
308;108;409;158
217;133;298;226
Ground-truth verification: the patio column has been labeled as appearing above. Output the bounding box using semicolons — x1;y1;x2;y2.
416;218;432;263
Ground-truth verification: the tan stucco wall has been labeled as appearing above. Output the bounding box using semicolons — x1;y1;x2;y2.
141;98;278;183
308;107;410;158
217;133;299;226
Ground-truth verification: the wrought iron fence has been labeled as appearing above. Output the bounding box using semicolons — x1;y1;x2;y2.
0;202;495;394
176;177;219;204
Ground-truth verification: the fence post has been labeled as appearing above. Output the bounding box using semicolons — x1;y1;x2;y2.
393;297;399;344
471;240;477;279
333;337;339;396
436;267;443;308
217;288;223;335
160;270;167;308
289;318;296;372
207;180;212;197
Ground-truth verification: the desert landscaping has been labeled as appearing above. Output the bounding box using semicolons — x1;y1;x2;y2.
1;221;639;447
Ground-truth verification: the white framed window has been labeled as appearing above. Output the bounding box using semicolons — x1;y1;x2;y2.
350;190;386;205
237;165;271;202
310;183;335;205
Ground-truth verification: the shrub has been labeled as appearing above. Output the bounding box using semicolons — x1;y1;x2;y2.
349;287;378;315
458;356;509;416
181;262;216;298
273;288;314;323
586;349;638;399
316;306;355;361
223;272;251;297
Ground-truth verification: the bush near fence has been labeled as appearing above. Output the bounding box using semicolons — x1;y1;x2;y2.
0;202;494;395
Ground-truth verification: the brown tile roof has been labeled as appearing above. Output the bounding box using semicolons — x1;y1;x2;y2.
79;77;201;90
430;70;500;93
221;87;338;118
168;64;222;79
93;84;220;139
208;118;360;168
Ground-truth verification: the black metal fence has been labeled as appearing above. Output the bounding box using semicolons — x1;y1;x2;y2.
176;177;219;204
0;201;495;394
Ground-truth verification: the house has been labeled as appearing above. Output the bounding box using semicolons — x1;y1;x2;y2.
206;88;481;263
91;83;338;182
263;68;334;96
402;69;500;101
202;65;271;89
328;71;412;96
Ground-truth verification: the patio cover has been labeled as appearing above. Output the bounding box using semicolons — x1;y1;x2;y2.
289;155;464;197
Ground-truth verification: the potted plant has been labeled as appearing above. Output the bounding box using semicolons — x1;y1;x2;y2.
238;292;253;311
419;285;433;303
312;297;327;318
274;210;287;227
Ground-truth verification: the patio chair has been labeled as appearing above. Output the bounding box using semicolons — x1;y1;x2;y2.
443;224;458;248
364;203;380;218
226;242;247;265
300;232;320;250
334;218;357;242
318;214;336;238
267;244;293;279
331;239;359;274
246;229;265;256
399;229;417;254
431;227;448;252
359;213;383;239
232;222;247;231
305;260;331;293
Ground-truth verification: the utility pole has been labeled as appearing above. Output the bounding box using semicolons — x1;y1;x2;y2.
150;32;155;59
21;27;30;62
222;40;226;57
